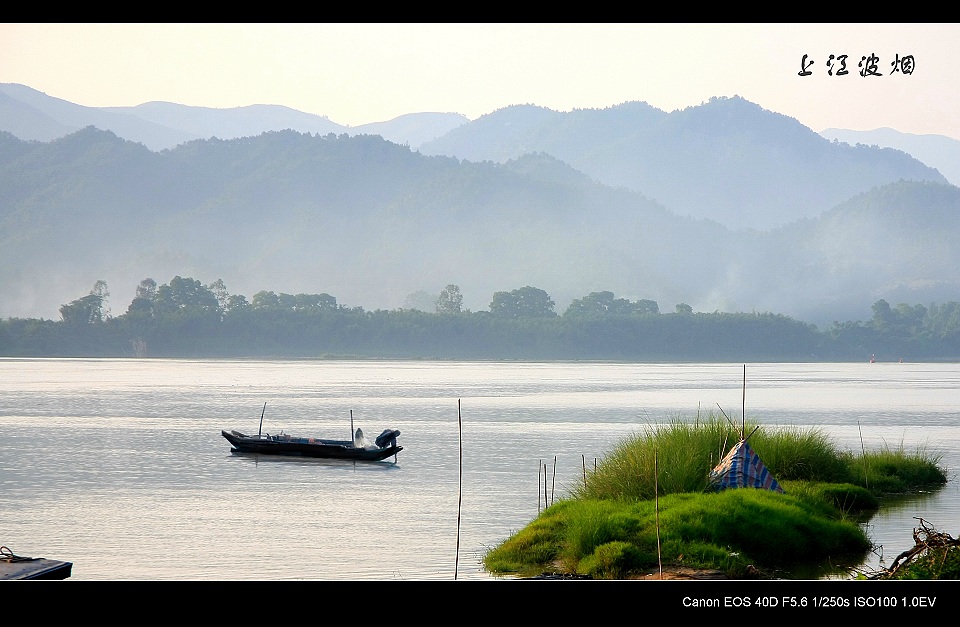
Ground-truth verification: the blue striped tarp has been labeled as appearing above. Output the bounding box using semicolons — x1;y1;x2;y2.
709;440;784;493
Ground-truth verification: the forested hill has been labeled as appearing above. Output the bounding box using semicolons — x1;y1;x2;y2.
2;84;947;233
0;126;719;322
2;126;959;329
420;96;947;230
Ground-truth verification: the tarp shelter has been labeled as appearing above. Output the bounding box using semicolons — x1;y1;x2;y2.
709;439;784;493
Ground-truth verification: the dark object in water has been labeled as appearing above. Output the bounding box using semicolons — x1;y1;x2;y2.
221;428;402;461
0;546;72;580
375;428;401;449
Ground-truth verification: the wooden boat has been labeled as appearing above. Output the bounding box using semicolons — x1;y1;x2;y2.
223;404;402;462
222;427;401;462
0;546;72;580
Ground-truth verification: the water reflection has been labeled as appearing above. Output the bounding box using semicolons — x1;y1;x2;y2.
226;452;402;470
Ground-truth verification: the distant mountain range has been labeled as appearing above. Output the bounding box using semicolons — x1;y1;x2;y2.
1;83;958;327
0;83;469;151
819;127;960;188
3;84;954;231
418;99;954;230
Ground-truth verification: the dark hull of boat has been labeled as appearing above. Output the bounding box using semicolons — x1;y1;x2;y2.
0;557;72;580
221;430;401;462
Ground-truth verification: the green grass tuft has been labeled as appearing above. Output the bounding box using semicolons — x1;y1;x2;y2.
484;414;947;579
843;443;946;494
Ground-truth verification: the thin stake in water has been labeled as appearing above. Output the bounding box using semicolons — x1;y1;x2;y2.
455;398;463;580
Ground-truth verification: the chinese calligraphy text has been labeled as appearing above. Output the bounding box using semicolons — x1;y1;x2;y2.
798;54;915;77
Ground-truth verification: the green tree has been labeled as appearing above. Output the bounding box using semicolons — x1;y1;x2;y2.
871;299;894;331
59;294;103;325
125;278;158;318
154;276;220;316
251;290;281;310
564;291;659;317
91;280;110;320
136;278;158;300
634;299;660;315
894;303;927;336
59;280;109;324
564;290;625;317
675;303;694;315
208;279;230;314
925;302;960;340
226;294;249;311
490;286;556;318
290;293;338;311
436;284;463;315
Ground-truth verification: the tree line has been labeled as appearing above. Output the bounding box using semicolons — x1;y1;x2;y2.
2;276;959;361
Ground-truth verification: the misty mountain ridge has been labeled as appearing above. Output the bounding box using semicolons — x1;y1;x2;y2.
2;84;950;233
0;83;470;152
819;126;960;187
419;96;948;230
2;125;958;330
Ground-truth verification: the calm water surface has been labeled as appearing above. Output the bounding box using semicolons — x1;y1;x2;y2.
2;358;958;580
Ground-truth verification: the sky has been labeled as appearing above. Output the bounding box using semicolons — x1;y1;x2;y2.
2;23;959;139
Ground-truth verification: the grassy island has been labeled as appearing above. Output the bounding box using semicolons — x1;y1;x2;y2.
482;415;953;580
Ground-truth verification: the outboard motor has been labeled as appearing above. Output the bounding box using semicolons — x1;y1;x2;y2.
375;428;401;449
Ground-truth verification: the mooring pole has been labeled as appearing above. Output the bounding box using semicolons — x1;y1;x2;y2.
455;399;463;580
742;364;746;434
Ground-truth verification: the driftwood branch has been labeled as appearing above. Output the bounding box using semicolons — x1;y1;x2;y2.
878;518;959;579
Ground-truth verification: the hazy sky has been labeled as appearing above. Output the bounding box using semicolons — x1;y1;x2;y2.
2;23;959;139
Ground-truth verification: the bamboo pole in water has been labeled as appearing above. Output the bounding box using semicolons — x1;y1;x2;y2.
538;460;542;514
543;463;549;510
858;421;869;490
455;399;462;580
551;456;557;506
655;450;662;579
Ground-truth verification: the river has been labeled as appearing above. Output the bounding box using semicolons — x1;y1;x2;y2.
2;358;957;580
